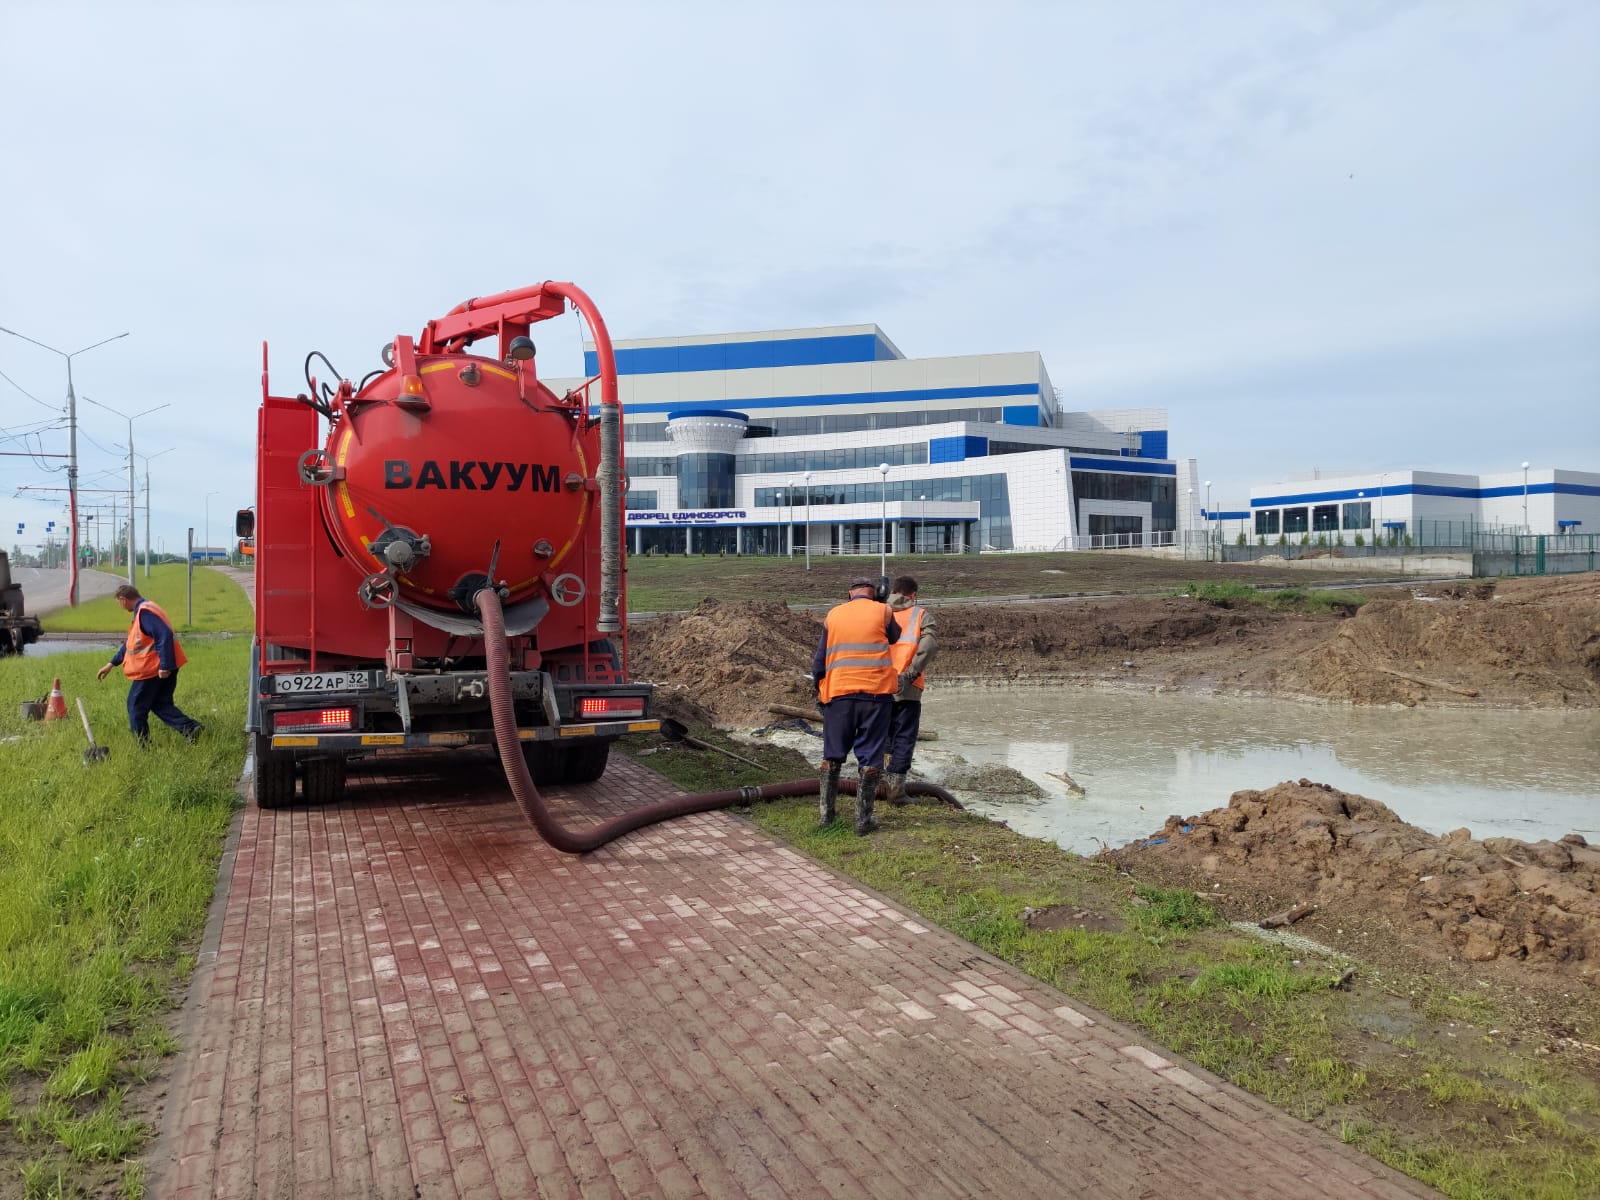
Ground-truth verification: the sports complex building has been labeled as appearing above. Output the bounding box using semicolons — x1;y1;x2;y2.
555;324;1195;556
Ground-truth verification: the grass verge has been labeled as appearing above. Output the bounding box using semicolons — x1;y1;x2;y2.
1179;580;1367;614
0;638;247;1197
43;565;252;634
618;728;1600;1200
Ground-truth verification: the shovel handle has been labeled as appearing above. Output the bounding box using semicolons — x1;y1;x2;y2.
76;697;98;747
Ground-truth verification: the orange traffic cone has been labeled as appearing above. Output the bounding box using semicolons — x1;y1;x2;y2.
44;678;68;722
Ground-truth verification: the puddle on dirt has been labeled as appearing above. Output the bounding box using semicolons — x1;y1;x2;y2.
916;687;1600;855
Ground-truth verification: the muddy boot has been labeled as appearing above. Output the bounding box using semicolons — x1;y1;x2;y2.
819;761;840;826
855;768;881;836
883;770;908;806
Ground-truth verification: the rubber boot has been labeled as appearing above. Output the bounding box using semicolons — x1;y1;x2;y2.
819;761;840;826
883;770;908;806
855;768;881;836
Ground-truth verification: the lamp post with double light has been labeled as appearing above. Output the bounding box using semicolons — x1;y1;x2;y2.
803;470;812;570
1378;473;1388;546
786;477;794;556
205;491;219;561
83;395;170;585
878;462;890;584
0;324;130;605
138;447;176;576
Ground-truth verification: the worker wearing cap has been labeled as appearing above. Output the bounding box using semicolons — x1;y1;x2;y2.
883;574;937;804
811;576;900;834
96;584;203;745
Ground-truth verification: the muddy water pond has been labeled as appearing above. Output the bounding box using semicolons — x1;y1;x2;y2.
917;686;1600;855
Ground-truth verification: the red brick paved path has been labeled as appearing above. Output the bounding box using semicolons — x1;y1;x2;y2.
154;752;1434;1199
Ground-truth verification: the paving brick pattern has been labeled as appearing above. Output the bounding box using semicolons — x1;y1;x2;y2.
155;752;1435;1199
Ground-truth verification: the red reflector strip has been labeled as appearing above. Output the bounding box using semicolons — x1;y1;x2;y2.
578;696;645;717
276;708;354;730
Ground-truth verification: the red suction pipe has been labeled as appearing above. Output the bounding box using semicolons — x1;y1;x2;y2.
477;589;960;855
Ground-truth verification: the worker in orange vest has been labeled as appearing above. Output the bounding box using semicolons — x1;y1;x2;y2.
884;575;938;804
96;584;204;745
811;576;901;834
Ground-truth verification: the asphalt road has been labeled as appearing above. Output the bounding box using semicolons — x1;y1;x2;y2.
9;564;124;616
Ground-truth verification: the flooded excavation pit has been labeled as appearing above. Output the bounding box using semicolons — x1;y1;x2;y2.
916;684;1600;855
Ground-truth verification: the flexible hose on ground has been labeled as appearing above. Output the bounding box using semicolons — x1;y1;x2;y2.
476;588;962;855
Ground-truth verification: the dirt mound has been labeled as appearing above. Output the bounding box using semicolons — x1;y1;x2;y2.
930;597;1305;679
630;598;823;724
1102;780;1600;990
629;577;1600;721
1280;576;1600;707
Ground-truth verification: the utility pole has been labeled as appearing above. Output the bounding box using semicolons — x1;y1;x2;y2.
0;326;129;605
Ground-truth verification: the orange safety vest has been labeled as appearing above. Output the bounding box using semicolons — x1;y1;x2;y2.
122;600;188;680
888;604;926;691
818;597;898;703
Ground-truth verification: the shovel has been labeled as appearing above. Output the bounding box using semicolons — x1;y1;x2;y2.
659;718;767;770
77;698;110;765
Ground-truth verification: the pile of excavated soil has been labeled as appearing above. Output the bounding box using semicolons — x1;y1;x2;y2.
1275;575;1600;707
629;576;1600;719
630;598;824;725
1102;780;1600;993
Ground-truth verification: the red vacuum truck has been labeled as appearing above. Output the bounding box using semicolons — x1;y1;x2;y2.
243;282;657;808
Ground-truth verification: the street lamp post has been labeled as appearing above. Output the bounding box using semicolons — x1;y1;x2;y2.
1204;479;1213;559
0;324;130;605
786;477;794;557
878;462;890;584
1521;461;1530;533
139;447;176;576
1378;473;1387;546
919;494;926;552
205;491;219;561
803;470;812;570
83;395;170;585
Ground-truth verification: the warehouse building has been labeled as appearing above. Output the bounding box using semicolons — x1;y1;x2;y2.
553;324;1192;555
1244;468;1600;544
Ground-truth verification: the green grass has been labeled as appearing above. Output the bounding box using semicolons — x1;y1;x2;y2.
42;565;252;634
0;637;248;1192
618;728;1600;1200
1179;580;1367;614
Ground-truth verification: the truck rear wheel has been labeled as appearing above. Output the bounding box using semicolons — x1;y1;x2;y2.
303;757;347;805
560;742;610;784
255;735;297;809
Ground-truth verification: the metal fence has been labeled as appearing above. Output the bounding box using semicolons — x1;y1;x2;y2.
1474;533;1600;577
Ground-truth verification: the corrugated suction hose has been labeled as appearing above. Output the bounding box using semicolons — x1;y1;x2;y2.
476;588;962;855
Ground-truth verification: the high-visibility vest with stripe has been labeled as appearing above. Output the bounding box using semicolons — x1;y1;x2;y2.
818;598;897;703
888;604;926;691
122;600;188;680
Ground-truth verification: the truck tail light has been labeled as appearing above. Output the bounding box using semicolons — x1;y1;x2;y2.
275;708;354;731
578;696;645;718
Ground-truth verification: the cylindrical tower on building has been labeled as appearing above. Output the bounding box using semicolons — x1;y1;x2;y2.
666;410;748;508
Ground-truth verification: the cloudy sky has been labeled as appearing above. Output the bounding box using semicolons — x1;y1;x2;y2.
2;1;1595;556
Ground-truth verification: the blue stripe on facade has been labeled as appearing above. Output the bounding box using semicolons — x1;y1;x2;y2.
586;333;884;377
629;382;1040;416
1251;481;1587;507
1001;404;1040;427
1138;430;1168;459
1069;456;1177;476
929;436;968;463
